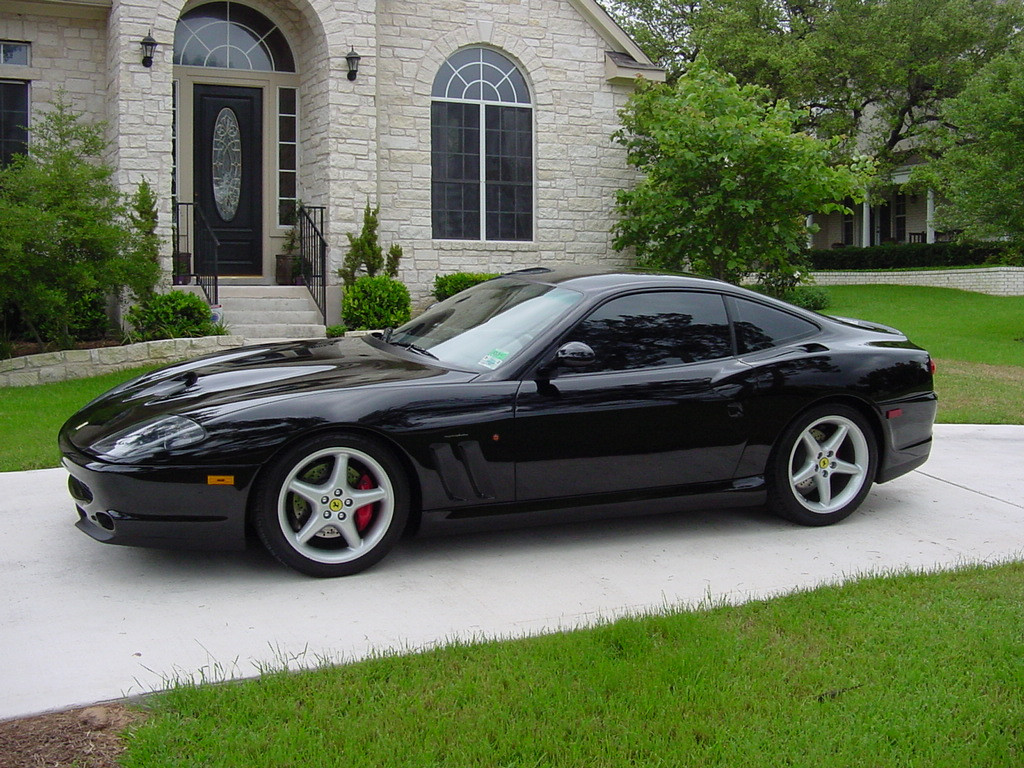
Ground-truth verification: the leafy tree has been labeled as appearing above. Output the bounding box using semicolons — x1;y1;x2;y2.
917;44;1024;245
612;59;872;287
609;0;1021;168
0;95;159;347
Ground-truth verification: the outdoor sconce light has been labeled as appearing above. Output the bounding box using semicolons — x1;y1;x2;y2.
346;48;361;81
140;33;158;68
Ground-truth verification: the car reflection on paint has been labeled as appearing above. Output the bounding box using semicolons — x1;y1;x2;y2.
60;267;937;577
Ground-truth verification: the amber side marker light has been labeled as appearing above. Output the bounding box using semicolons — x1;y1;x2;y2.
207;475;235;486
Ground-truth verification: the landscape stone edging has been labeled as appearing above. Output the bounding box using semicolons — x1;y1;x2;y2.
810;266;1024;296
0;336;247;388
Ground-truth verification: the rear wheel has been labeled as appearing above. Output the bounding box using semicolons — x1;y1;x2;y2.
254;433;408;577
768;404;877;526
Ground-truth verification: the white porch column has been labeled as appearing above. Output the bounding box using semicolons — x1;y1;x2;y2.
861;196;871;247
805;215;814;248
926;188;936;243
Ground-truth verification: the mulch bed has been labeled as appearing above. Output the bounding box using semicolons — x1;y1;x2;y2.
0;703;145;768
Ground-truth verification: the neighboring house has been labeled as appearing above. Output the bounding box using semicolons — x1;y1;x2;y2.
809;160;946;251
0;0;662;333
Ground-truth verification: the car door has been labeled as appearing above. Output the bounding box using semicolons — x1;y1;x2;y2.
513;290;750;502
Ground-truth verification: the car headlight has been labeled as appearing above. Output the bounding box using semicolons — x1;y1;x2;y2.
91;415;207;462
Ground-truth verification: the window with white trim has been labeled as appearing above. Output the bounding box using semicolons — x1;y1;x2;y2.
431;48;533;241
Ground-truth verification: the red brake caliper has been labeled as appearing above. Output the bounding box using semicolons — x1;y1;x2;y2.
355;474;375;532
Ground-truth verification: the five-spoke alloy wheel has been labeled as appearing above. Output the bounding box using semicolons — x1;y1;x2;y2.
768;404;878;526
255;433;409;577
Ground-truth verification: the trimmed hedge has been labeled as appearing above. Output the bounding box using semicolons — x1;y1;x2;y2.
433;272;500;301
125;291;220;341
809;241;1005;270
342;275;411;330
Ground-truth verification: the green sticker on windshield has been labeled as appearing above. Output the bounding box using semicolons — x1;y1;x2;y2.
479;349;510;370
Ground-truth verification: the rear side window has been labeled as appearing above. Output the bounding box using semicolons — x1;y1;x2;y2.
568;291;732;372
733;298;818;354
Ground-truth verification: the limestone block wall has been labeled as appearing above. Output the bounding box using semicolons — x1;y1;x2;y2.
0;7;107;124
0;336;247;387
374;0;638;301
811;267;1024;296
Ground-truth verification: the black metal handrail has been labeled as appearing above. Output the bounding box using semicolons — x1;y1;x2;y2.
297;204;328;324
172;202;220;306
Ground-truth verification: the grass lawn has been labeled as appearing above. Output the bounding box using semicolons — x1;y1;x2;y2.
825;284;1024;366
0;365;160;472
121;562;1024;767
824;285;1024;424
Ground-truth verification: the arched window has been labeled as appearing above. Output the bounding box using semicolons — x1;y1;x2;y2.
431;48;533;241
174;1;295;72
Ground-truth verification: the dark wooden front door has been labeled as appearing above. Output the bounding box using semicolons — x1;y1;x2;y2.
194;84;262;275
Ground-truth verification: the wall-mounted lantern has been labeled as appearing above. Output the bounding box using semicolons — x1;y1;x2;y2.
140;33;158;68
346;48;361;81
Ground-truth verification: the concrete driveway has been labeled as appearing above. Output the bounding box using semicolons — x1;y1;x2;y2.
1;423;1022;721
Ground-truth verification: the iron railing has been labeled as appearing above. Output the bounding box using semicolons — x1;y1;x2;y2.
172;202;220;306
297;204;328;324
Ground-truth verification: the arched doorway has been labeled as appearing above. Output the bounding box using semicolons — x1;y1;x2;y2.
173;1;299;277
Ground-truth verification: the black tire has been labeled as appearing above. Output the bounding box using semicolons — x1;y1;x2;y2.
253;433;409;577
767;403;878;526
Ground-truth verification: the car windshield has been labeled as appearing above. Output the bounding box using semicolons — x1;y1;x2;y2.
387;277;584;371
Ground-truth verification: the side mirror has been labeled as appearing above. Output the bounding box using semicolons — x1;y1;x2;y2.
539;341;595;378
555;341;596;368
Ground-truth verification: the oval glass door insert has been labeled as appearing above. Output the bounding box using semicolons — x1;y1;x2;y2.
211;107;242;221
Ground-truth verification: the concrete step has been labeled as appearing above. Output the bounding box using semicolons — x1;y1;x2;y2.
217;285;313;299
208;285;325;339
231;323;327;340
218;297;320;312
224;309;322;324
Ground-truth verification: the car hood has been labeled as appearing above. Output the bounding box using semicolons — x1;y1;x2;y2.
63;336;472;449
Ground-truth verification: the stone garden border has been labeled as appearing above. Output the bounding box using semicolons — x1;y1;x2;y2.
811;266;1024;296
0;336;247;388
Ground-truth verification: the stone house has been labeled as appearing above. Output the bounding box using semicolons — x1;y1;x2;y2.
0;0;662;336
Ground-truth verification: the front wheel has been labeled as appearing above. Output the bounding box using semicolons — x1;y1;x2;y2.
254;433;409;577
767;404;878;526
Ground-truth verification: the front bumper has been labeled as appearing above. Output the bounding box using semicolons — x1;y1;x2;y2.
63;452;260;551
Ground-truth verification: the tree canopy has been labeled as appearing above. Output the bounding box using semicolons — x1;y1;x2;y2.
918;44;1024;245
608;0;1022;168
612;59;873;287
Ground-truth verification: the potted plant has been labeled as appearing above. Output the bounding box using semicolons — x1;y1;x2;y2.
275;223;301;285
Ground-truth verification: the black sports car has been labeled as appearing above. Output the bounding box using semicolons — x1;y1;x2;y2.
60;268;937;577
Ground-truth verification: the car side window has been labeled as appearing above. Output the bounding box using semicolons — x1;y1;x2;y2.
732;298;819;354
566;291;732;372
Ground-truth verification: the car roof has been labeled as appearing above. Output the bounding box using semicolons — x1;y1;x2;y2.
495;265;835;327
499;266;730;294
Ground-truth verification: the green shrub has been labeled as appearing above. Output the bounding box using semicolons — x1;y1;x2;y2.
325;324;347;338
433;272;500;301
783;285;831;311
339;204;403;287
0;95;159;348
809;241;1003;270
125;291;217;341
342;276;411;330
42;290;110;341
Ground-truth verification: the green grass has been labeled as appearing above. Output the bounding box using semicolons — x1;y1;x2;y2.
122;563;1024;767
824;285;1024;423
0;365;160;472
825;284;1024;366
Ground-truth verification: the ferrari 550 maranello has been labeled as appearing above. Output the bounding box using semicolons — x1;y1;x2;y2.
60;268;937;576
